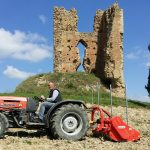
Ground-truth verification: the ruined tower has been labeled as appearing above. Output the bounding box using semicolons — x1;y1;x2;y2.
53;3;125;98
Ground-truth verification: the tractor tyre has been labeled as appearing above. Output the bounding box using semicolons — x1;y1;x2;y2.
0;113;9;138
50;104;89;140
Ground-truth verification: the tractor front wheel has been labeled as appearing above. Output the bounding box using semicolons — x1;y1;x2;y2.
0;113;9;138
50;104;88;140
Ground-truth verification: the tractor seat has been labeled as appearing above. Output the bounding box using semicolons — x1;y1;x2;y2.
26;97;39;112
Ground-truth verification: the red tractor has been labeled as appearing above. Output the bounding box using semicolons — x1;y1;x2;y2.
0;96;89;140
0;96;140;142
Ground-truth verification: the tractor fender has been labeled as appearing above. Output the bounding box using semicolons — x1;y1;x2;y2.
45;100;87;128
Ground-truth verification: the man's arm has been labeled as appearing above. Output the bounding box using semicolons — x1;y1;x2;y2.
47;90;59;102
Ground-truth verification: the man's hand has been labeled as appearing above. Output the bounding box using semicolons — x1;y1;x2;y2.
40;95;45;101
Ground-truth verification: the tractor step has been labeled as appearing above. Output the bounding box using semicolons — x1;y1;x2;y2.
26;122;45;126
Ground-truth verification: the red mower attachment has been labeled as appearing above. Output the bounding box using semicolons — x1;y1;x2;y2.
90;105;140;142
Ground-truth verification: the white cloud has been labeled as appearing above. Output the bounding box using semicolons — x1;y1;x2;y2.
3;65;35;79
0;28;52;62
146;62;150;68
126;53;138;59
144;53;150;59
125;46;145;60
39;15;47;24
38;68;43;73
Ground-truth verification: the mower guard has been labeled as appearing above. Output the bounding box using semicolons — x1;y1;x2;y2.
91;106;140;142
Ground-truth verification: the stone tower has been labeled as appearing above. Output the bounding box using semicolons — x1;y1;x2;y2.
53;3;125;98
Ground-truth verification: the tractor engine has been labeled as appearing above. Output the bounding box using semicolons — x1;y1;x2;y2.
0;96;28;127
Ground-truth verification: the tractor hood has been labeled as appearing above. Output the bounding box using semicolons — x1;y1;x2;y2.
0;96;27;101
0;96;27;110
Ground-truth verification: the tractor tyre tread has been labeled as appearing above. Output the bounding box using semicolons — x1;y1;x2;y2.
49;104;88;140
0;113;9;138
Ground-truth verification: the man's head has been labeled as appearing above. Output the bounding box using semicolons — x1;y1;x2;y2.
48;82;55;89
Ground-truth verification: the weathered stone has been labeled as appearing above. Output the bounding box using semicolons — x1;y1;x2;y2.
53;3;125;98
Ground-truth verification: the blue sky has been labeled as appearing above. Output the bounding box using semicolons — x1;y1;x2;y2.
0;0;150;102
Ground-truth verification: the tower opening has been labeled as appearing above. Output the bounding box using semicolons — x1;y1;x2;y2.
76;40;87;71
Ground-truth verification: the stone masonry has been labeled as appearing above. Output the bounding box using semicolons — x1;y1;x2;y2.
53;3;125;98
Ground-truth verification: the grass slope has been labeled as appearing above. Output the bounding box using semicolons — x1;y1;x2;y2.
1;72;150;109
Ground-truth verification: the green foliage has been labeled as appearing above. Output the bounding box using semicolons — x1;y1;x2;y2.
23;140;32;145
36;73;44;78
145;68;150;97
65;82;76;89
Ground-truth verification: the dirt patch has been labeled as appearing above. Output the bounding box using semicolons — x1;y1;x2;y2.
0;106;150;150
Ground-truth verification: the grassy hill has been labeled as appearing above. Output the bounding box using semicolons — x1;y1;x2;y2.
15;72;102;100
1;72;150;109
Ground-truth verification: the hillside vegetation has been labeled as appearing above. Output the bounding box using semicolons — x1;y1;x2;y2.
8;72;149;109
15;72;100;98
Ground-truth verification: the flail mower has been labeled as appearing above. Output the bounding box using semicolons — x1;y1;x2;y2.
89;84;140;142
90;105;140;142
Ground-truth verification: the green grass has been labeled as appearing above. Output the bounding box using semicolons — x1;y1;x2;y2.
1;91;150;109
0;72;150;109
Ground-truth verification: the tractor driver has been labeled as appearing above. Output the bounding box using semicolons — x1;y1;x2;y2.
36;82;62;123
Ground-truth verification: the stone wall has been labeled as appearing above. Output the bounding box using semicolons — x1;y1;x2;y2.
53;3;125;98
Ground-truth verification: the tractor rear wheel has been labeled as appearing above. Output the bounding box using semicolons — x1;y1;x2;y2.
50;104;88;140
0;113;9;138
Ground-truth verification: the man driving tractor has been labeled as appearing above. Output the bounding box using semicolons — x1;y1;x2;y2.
36;82;62;123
